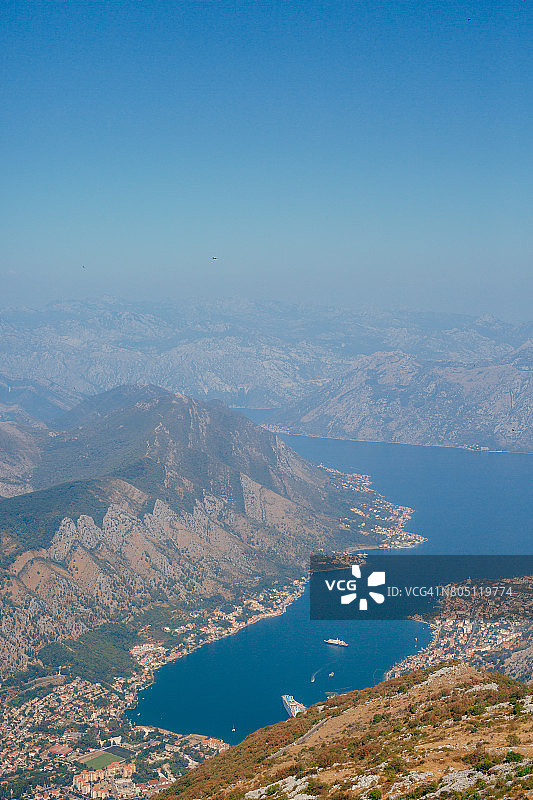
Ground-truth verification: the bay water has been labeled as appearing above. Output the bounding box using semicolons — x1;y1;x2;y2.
129;432;533;742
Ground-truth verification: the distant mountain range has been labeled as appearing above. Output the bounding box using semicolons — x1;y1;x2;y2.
0;385;400;677
271;345;533;451
0;298;531;451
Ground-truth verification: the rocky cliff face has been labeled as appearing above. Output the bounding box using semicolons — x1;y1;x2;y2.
0;422;41;497
0;386;405;676
273;348;533;451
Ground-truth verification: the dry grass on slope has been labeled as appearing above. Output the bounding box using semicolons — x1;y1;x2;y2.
158;662;533;800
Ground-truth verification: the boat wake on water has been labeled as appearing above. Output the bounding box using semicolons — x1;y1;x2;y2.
311;662;334;683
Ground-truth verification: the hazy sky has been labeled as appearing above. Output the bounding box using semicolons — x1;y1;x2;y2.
2;1;532;319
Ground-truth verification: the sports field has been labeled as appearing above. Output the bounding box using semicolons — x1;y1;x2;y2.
84;751;124;770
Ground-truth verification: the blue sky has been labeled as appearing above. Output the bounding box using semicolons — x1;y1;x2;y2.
1;1;532;318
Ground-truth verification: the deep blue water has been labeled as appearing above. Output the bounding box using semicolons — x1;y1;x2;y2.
128;591;428;743
130;433;533;742
281;436;533;556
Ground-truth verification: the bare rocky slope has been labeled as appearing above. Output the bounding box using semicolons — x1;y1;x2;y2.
0;386;404;677
272;346;533;451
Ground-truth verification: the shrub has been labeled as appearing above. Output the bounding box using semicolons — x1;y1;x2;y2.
384;756;405;776
405;782;437;798
463;752;496;773
305;779;326;795
505;751;524;763
515;765;533;778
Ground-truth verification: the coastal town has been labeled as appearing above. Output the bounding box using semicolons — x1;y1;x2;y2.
0;580;305;799
0;463;441;800
7;465;520;799
387;617;525;679
386;577;533;679
321;466;427;549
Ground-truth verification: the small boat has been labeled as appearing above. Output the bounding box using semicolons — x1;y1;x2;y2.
231;725;236;732
328;672;334;677
324;638;348;647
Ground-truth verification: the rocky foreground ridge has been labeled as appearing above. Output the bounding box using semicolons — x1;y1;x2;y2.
158;662;533;800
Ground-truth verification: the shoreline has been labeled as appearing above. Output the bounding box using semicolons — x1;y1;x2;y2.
125;457;431;721
126;578;308;723
269;427;523;455
231;408;528;454
0;457;436;798
126;466;429;727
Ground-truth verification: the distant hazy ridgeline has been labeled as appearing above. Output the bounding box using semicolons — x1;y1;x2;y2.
0;299;531;451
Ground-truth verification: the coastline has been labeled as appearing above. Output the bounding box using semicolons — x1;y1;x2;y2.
125;578;308;718
126;460;430;719
265;425;528;455
0;457;438;798
1;432;531;798
231;408;523;454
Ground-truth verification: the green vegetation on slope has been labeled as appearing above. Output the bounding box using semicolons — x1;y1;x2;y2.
39;624;139;684
0;480;108;559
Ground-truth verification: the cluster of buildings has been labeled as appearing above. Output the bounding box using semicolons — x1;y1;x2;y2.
128;580;307;682
322;466;427;548
320;466;372;492
0;659;229;798
0;677;126;780
387;618;524;678
0;579;308;799
21;787;63;800
73;762;135;797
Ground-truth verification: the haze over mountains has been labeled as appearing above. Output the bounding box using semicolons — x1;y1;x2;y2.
1;298;532;451
0;374;82;428
272;346;533;451
1;298;532;452
0;303;530;799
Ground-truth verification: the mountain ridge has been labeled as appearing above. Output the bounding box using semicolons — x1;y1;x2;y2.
1;298;532;451
0;386;412;678
271;349;533;451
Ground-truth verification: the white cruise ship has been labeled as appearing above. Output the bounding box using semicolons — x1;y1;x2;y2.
281;694;306;717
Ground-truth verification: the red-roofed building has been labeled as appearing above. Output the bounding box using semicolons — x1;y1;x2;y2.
139;777;173;796
47;744;73;755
